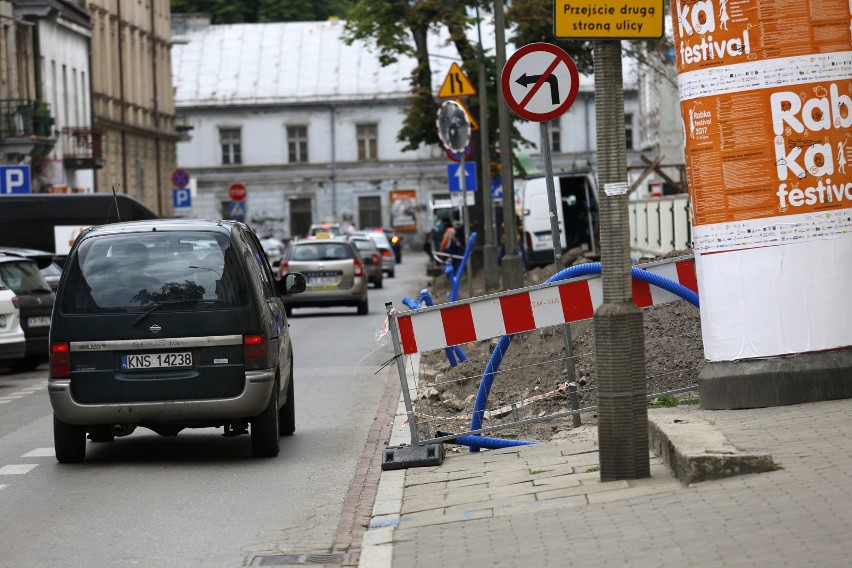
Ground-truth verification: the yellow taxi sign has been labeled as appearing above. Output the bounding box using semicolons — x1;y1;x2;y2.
438;63;477;98
554;0;664;39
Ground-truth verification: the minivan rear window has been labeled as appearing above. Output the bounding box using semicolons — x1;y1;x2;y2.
60;231;251;314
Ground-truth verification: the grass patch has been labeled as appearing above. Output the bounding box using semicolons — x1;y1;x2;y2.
648;396;679;408
585;466;600;473
530;469;549;475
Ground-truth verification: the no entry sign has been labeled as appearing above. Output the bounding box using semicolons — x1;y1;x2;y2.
501;43;579;123
228;182;247;202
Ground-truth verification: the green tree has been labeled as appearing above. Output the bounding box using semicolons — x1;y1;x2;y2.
343;0;483;152
344;0;674;153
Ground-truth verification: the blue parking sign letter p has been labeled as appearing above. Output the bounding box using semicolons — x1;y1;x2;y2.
173;188;191;208
1;166;30;194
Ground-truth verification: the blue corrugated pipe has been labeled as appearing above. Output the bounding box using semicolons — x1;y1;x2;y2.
450;435;536;448
467;262;701;451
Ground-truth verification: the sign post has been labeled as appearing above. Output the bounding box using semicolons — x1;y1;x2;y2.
228;183;247;220
502;42;581;417
436;100;474;298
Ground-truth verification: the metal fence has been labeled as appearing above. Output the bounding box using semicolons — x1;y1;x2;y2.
383;255;701;456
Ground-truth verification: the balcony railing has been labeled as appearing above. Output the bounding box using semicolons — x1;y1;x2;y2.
0;99;55;139
61;127;105;169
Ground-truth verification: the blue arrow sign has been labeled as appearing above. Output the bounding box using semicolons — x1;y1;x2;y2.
447;162;477;192
491;176;503;200
0;165;31;194
229;201;246;220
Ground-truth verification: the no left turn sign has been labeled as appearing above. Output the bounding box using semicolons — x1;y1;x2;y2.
501;43;579;123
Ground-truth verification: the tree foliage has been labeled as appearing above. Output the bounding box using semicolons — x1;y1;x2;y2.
170;0;353;24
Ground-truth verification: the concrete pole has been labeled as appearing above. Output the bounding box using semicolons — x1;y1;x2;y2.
592;40;649;481
494;0;523;291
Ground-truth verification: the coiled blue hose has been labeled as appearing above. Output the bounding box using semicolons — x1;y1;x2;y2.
467;261;700;451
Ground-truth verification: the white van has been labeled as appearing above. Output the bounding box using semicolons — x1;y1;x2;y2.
519;172;598;268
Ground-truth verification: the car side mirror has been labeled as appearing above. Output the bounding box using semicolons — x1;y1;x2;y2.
278;272;306;295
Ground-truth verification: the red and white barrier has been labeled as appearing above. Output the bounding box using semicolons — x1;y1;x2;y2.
397;256;697;355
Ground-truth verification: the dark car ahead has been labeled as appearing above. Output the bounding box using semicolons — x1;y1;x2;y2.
48;219;306;463
345;235;383;288
367;227;403;263
0;250;55;372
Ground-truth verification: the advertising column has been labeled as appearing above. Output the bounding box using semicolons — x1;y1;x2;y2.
672;1;852;365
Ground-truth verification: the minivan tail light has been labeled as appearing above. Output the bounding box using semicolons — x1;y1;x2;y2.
50;342;71;379
11;296;19;309
372;253;380;265
353;258;364;277
244;334;267;370
279;260;289;277
381;249;391;257
525;231;533;251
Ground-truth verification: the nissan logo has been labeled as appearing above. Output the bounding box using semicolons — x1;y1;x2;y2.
150;324;162;334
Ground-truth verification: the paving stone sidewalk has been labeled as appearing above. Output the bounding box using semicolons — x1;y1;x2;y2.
362;398;852;567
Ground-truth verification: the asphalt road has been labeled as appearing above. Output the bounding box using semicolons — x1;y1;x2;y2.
0;252;426;567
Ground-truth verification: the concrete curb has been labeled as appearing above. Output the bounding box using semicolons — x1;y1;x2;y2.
648;409;776;484
359;353;418;568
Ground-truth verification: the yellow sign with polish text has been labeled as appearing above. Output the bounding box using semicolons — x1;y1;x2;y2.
554;0;664;39
438;63;477;98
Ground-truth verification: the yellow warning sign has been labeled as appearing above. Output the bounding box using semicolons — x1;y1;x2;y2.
554;0;664;39
438;63;477;98
454;98;479;132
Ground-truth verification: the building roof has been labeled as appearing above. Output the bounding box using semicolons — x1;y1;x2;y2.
171;19;636;109
172;20;469;107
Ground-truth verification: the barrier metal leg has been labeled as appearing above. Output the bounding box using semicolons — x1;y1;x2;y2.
385;302;419;445
382;302;444;470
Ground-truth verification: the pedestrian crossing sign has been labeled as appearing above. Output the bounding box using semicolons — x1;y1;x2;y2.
438;63;477;98
229;200;246;219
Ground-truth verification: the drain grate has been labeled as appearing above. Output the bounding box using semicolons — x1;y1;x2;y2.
250;552;355;566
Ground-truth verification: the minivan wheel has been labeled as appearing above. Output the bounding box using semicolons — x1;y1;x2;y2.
279;361;295;436
285;305;293;318
54;414;86;463
374;277;383;289
251;381;280;457
357;297;369;315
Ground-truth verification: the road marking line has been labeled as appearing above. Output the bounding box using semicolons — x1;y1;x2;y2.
0;464;38;475
0;400;12;404
22;448;54;458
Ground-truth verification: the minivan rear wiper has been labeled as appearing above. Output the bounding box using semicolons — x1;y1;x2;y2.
131;299;219;327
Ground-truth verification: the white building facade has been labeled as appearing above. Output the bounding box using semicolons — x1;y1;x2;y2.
33;0;95;192
172;19;669;241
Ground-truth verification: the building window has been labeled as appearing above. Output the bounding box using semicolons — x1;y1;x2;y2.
624;114;634;150
550;118;561;153
220;128;242;165
287;125;309;163
356;123;378;160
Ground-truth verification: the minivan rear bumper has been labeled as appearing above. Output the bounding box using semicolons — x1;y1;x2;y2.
48;369;274;425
